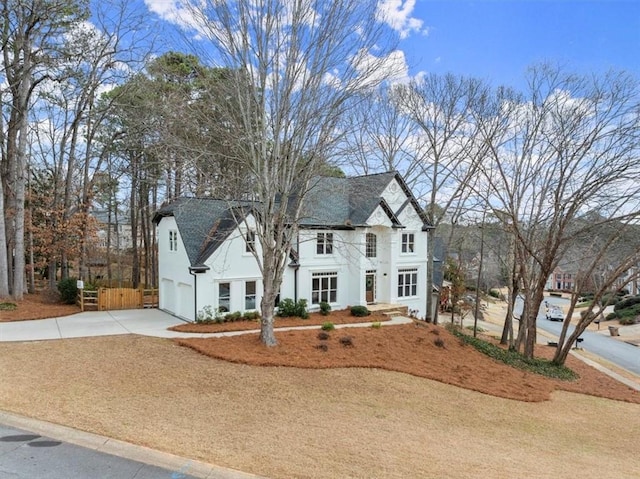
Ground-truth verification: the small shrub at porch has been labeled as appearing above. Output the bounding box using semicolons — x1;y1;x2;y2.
350;305;370;317
319;301;331;316
277;298;309;319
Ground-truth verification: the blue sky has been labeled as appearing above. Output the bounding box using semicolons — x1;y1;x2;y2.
142;0;640;91
403;0;640;89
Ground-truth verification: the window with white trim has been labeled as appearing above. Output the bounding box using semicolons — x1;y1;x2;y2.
218;282;230;312
398;268;418;298
245;281;256;309
311;272;337;304
401;233;415;253
366;233;377;258
245;231;256;253
316;232;333;254
169;230;178;252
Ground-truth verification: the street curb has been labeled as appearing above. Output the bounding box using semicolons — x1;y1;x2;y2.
0;410;268;479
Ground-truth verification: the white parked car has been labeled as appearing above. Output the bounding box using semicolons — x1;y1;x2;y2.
546;306;564;322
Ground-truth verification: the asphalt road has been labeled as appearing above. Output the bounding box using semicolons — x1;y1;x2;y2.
0;423;199;479
536;296;640;376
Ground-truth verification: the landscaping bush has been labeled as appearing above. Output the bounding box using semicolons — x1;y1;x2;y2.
277;298;308;319
316;343;329;352
321;321;335;331
319;301;331;316
197;305;222;324
57;278;78;304
434;337;446;348
339;335;354;347
0;302;17;311
619;316;638;326
224;311;243;322
488;289;502;299
350;305;370;317
614;294;640;312
317;331;330;340
370;321;382;329
605;312;618;321
243;311;260;321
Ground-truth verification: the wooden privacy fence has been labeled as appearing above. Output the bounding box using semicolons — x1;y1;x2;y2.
78;288;159;311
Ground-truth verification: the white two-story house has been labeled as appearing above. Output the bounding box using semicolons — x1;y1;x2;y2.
152;171;432;321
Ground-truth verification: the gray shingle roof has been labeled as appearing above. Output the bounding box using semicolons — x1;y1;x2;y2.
153;171;430;266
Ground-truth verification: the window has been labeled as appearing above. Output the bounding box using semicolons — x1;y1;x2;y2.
316;232;333;254
245;231;256;253
398;268;418;298
312;272;337;304
401;233;414;253
245;281;256;310
169;230;178;252
218;282;230;312
366;233;377;258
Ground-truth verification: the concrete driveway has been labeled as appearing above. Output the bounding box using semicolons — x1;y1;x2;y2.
0;309;191;342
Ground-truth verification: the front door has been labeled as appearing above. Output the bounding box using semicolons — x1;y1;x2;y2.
365;273;376;304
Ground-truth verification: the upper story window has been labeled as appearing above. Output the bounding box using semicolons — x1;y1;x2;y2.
169;230;178;252
401;233;415;253
316;232;333;255
245;231;256;253
366;233;377;258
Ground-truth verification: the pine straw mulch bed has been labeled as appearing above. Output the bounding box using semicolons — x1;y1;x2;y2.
0;292;80;322
168;308;391;333
176;321;640;404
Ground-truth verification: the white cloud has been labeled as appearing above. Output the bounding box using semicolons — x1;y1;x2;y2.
376;0;427;39
351;48;410;88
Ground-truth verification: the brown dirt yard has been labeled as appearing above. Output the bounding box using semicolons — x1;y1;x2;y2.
0;292;80;321
0;307;639;478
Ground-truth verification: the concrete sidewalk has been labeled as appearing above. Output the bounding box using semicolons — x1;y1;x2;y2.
0;308;411;342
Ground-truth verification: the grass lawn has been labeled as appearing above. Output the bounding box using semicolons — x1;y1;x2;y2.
0;321;638;479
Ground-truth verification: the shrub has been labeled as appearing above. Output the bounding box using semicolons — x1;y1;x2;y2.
370;321;382;329
488;289;502;299
197;305;223;324
614;295;640;312
319;301;331;316
277;298;308;319
605;312;618;321
321;321;335;331
57;278;78;304
243;311;260;321
601;292;621;307
350;305;370;317
0;302;17;311
317;331;330;340
316;343;329;352
619;316;638;325
224;311;243;322
434;337;446;348
339;335;354;347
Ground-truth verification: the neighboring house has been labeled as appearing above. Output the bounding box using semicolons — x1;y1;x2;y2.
152;171;432;322
92;208;134;250
546;265;576;291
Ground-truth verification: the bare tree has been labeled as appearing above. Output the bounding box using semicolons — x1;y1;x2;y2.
552;221;640;365
182;0;401;345
478;64;640;358
394;73;491;322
